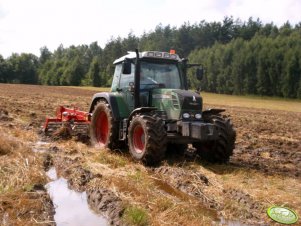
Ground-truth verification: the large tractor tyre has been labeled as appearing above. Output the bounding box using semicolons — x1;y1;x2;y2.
128;115;167;165
193;115;236;163
166;143;188;155
90;101;120;150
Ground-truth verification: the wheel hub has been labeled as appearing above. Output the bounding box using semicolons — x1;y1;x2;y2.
133;125;145;153
96;111;109;146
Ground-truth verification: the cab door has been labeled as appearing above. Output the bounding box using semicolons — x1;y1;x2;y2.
118;63;135;112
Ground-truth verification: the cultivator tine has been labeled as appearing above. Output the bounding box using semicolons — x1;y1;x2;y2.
71;122;90;135
44;122;64;136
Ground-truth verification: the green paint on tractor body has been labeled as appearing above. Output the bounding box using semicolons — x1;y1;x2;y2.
151;89;181;120
111;92;131;118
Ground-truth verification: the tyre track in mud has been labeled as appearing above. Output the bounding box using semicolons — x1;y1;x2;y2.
151;166;219;209
150;165;268;225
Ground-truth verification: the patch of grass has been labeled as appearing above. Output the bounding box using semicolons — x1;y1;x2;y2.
123;205;149;226
201;92;301;112
22;184;35;192
217;168;301;222
0;128;50;225
125;168;155;190
95;149;128;168
127;170;144;182
0;135;19;155
69;86;111;92
10;128;38;142
154;197;174;212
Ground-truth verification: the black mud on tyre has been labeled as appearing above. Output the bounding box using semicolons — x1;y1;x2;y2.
90;101;120;150
166;143;188;156
194;115;236;163
128;115;167;165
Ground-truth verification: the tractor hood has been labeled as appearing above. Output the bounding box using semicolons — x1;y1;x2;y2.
151;89;203;120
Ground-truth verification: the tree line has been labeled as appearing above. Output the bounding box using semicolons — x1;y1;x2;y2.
188;31;301;98
0;17;300;98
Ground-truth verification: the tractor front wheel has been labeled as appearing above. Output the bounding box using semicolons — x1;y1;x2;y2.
90;101;120;149
128;115;167;165
193;115;236;163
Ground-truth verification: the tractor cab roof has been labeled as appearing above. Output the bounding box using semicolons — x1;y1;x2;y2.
113;51;181;65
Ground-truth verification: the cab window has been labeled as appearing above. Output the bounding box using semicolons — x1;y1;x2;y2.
111;64;122;91
119;63;135;88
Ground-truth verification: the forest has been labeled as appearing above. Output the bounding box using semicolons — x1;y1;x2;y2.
0;17;301;98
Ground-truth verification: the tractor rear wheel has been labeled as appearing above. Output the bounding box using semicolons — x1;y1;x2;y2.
128;115;167;165
193;115;236;163
90;101;120;149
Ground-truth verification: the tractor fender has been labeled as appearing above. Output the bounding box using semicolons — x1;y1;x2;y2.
126;107;157;132
89;92;121;120
202;108;225;117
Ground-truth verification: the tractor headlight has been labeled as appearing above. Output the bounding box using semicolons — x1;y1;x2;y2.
195;113;202;119
183;113;190;119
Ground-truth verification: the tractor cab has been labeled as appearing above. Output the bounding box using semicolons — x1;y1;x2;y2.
112;51;183;91
110;51;203;120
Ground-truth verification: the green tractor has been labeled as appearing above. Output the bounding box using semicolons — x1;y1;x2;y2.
89;50;236;165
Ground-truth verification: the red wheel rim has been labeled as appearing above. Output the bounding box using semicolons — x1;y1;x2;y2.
96;111;109;146
133;125;145;153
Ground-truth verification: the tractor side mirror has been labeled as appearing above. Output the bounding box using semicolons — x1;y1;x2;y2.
122;61;131;74
196;68;204;80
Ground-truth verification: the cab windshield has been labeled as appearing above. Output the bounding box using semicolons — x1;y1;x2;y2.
140;62;182;89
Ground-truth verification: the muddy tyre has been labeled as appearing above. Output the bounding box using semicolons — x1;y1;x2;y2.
193;115;236;163
128;115;167;165
167;143;188;155
90;101;120;149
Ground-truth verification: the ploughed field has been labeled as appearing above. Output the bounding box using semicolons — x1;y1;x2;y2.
0;83;300;226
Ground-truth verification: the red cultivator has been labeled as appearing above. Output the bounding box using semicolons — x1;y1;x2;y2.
44;106;91;136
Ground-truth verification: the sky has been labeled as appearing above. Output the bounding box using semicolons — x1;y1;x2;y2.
0;0;301;58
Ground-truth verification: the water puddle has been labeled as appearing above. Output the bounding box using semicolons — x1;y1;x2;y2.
46;167;108;226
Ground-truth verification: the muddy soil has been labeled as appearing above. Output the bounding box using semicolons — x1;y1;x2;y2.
0;84;300;225
223;106;301;178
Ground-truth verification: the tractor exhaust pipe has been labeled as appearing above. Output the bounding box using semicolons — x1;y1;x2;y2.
134;49;140;108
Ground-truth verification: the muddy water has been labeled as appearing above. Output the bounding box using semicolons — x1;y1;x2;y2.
46;167;108;226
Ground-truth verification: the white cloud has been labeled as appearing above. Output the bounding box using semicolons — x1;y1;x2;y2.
225;0;301;25
0;0;300;58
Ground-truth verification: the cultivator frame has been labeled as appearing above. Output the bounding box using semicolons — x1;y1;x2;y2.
44;106;91;136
